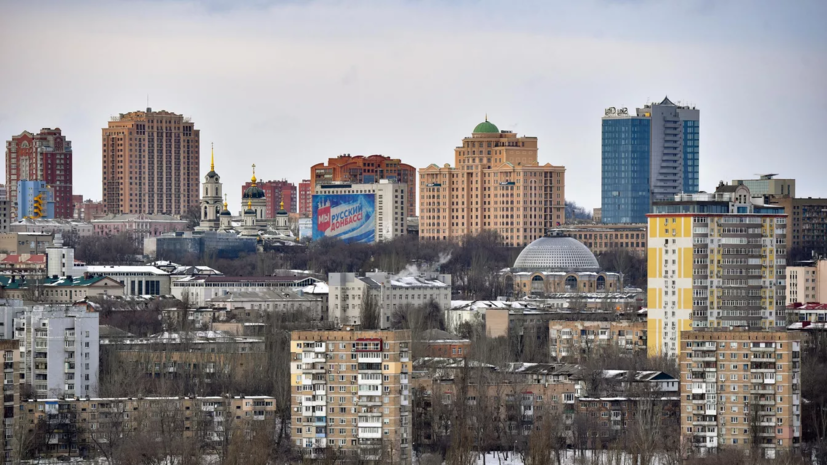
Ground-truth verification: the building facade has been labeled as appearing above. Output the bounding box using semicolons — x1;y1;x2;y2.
16;396;276;460
290;330;412;463
646;184;788;358
601;97;699;224
769;196;827;257
310;155;416;218
12;306;99;398
419;118;566;247
172;275;321;306
680;329;802;458
93;214;188;241
549;224;647;257
786;259;827;304
548;320;647;360
314;180;407;243
74;199;106;221
732;175;795;198
16;180;54;220
299;179;312;217
5;128;73;219
328;272;451;327
241;179;297;217
85;266;171;296
10;218;93;237
102;108;200;215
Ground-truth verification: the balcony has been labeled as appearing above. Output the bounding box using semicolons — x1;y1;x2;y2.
692;420;717;426
358;428;382;439
302;354;326;364
751;346;776;352
357;353;382;364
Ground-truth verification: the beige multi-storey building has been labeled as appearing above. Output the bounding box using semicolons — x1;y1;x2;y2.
786;259;827;304
646;184;788;358
290;330;412;463
419;117;565;247
680;329;802;458
549;223;647;257
102;108;200;215
548;319;647;360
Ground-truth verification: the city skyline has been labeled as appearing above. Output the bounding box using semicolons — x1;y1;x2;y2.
0;1;825;214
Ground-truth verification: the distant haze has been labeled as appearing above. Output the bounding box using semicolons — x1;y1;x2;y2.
1;0;825;213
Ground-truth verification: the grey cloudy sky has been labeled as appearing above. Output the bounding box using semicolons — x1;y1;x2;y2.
1;0;825;213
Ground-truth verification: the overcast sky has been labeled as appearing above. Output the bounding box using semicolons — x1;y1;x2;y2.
1;0;825;214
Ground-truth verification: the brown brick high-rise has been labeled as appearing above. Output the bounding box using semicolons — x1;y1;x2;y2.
102;108;200;215
5;128;73;218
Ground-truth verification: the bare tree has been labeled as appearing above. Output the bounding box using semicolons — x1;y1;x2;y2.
360;287;380;330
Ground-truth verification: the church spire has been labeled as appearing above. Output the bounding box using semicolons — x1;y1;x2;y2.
251;163;257;185
210;142;215;172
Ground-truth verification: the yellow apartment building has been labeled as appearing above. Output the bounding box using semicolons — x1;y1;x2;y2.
646;184;788;358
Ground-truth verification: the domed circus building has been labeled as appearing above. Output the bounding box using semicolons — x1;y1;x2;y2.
502;232;622;298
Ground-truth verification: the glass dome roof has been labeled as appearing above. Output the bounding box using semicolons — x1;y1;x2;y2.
512;236;600;272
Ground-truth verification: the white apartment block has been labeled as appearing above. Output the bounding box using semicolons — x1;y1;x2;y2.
13;306;99;398
315;180;407;242
290;330;412;463
328;272;451;328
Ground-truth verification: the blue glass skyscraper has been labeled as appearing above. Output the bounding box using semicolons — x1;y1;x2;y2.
601;115;651;224
601;97;700;224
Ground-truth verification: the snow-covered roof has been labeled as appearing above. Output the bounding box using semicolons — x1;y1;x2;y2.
87;265;169;275
301;282;329;294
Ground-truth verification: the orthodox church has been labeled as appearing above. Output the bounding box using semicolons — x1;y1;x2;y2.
197;148;295;241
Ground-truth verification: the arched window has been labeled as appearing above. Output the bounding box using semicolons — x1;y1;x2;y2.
565;276;578;292
596;276;606;291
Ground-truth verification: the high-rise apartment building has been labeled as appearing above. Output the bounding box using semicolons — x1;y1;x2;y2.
102;108;200;215
5;128;73;219
299;179;312;217
290;330;412;463
310;155;416;218
241;179;297;217
419;118;566;246
10;306;99;398
646;183;788;358
602;97;699;224
680;329;801;458
769;196;827;257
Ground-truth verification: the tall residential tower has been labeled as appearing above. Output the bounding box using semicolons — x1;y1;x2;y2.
102;108;200;215
646;183;787;358
419;118;566;247
5;128;73;219
602;97;699;224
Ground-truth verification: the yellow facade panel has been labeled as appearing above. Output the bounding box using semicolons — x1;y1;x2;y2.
647;317;662;357
648;249;658;279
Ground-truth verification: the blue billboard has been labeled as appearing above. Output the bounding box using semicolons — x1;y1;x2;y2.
312;194;376;243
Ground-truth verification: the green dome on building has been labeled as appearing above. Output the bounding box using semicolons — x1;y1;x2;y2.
473;117;499;134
